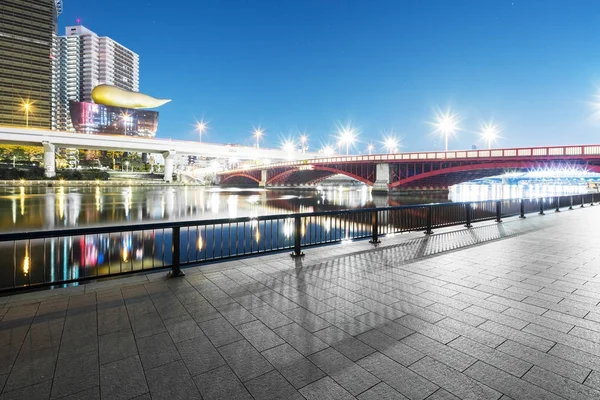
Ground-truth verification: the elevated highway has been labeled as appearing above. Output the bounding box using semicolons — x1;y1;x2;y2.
0;127;318;181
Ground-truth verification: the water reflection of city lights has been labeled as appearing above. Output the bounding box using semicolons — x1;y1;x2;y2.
197;235;204;250
283;218;293;239
19;186;25;216
23;244;30;276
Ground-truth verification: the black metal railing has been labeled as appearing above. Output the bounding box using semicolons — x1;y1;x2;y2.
0;193;596;292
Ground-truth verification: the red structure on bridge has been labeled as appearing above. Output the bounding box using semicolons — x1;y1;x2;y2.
218;145;600;192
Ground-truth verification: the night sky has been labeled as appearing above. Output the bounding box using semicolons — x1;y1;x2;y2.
59;0;600;152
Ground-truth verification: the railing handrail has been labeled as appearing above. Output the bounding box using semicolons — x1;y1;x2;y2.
0;196;575;242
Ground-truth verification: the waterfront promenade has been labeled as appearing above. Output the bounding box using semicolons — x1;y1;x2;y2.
1;205;600;399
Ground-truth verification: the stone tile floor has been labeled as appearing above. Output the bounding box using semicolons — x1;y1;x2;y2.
1;204;600;399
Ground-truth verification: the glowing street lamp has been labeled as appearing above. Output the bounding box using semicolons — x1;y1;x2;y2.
367;144;374;155
195;119;208;142
321;145;335;157
432;110;460;152
300;134;308;153
253;126;264;149
282;139;296;153
480;122;500;149
383;135;399;154
336;123;358;156
20;99;33;128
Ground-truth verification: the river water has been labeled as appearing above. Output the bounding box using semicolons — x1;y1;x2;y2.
0;185;448;232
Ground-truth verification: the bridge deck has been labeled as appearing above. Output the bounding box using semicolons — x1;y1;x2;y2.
1;206;600;399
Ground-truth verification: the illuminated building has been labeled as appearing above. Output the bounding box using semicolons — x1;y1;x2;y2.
0;0;62;129
69;101;158;137
55;25;140;131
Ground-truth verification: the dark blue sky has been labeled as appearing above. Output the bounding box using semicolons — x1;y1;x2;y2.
60;0;600;152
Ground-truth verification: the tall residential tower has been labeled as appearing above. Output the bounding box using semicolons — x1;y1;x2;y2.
55;25;140;131
0;0;62;129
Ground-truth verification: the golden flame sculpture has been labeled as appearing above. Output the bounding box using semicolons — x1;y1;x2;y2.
91;84;171;109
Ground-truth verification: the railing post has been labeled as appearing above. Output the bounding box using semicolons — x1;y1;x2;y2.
464;203;472;228
291;216;305;258
569;196;573;210
519;199;526;218
496;200;502;222
581;195;585;208
424;206;434;235
369;210;380;244
591;194;595;206
555;196;560;212
539;199;545;215
169;226;185;278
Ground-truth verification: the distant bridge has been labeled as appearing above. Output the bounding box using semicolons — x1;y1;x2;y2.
218;145;600;192
0;127;317;181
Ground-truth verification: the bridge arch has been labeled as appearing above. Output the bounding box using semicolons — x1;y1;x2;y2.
267;166;374;186
219;172;260;185
390;161;554;188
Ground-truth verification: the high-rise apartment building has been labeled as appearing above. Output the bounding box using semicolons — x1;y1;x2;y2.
55;26;139;131
0;0;62;129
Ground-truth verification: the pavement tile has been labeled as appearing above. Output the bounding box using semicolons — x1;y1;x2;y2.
215;302;257;326
464;361;563;400
435;317;505;348
99;329;137;365
145;360;202;400
273;322;329;356
137;332;181;370
60;387;101;400
299;376;354;400
395;315;459;343
357;329;425;366
244;370;304;400
100;355;148;400
283;307;331;332
176;335;226;376
51;350;99;399
478;320;555;352
163;314;203;343
261;344;325;389
199;317;243;347
308;347;380;396
218;339;273;382
129;310;166;339
357;352;438;400
357;382;409;400
97;306;131;335
0;380;52;400
410;356;501;399
250;304;293;329
522;365;600;400
497;339;589;382
193;365;252;400
401;333;475;372
237;320;285;351
313;325;375;361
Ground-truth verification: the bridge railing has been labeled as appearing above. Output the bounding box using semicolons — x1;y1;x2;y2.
0;193;597;292
221;144;600;174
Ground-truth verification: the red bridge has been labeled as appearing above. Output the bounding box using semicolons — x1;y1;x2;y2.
218;145;600;192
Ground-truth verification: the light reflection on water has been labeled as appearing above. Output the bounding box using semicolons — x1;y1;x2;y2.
450;182;591;202
0;185;448;232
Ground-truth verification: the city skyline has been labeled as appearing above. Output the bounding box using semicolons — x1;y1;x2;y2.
49;1;600;151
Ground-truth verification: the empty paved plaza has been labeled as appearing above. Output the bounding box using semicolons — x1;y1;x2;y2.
1;204;600;399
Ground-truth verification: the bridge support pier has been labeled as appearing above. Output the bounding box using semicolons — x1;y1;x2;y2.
259;170;268;187
372;163;390;193
163;150;176;182
43;141;56;178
